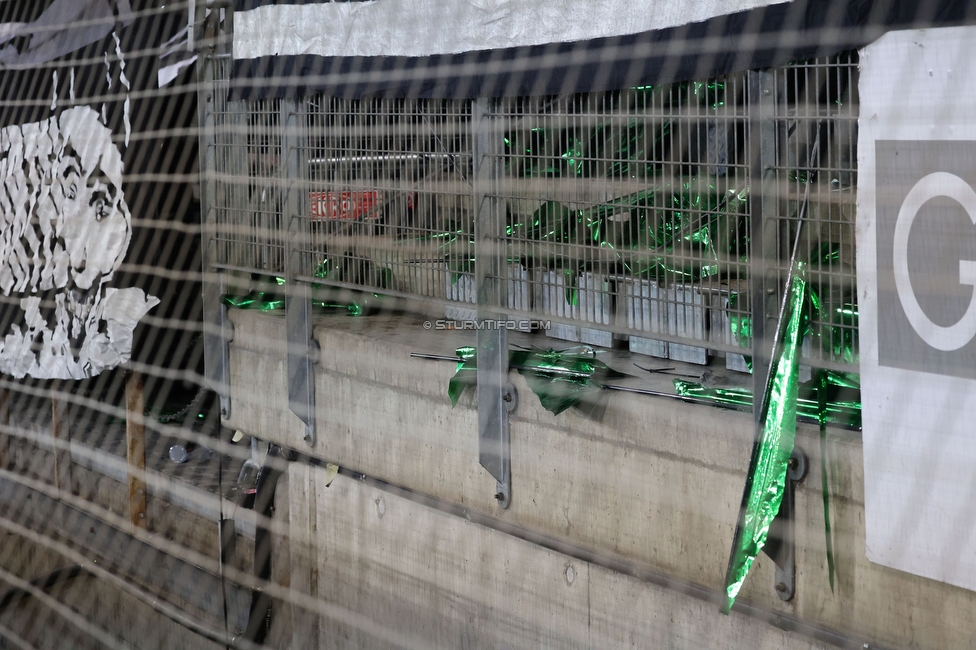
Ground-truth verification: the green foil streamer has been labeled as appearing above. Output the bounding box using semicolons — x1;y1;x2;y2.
448;345;626;417
220;290;367;316
807;242;858;366
671;373;861;430
221;290;285;312
498;81;749;283
817;369;836;593
220;269;378;316
723;264;807;613
505;182;747;283
726;293;754;371
511;346;627;418
447;346;477;407
677;365;851;592
726;243;859;371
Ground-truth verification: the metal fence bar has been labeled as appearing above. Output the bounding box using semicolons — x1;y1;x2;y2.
206;58;862;455
750;69;782;416
199;49;234;419
283;98;317;447
773;55;859;372
474;98;514;508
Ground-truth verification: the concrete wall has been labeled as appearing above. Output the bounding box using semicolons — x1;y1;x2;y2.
0;403;257;648
224;308;976;649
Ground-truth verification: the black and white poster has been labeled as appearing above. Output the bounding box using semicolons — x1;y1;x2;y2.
0;105;157;379
0;1;199;380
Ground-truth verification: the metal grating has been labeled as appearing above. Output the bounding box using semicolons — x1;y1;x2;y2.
299;97;474;303
211;76;286;278
208;58;859;369
487;79;752;356
768;53;859;371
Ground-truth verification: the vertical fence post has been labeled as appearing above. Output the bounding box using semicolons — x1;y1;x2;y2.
125;372;148;529
748;69;781;415
196;8;233;421
736;67;802;603
474;98;515;509
50;384;72;493
282;98;317;447
0;388;8;470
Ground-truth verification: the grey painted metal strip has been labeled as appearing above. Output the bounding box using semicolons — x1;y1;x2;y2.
473;98;513;508
282;98;317;447
198;49;234;420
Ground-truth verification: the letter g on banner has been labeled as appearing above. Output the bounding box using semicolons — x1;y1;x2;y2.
893;172;976;351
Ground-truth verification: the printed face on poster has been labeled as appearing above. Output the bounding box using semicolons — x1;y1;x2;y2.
858;26;976;592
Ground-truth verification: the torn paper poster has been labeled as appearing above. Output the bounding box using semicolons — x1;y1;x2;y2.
0;105;159;379
158;55;197;88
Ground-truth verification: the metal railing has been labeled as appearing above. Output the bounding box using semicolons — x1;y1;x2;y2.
204;54;859;374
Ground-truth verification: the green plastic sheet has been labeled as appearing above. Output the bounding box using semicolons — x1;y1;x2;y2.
817;369;836;593
672;372;861;430
722;264;806;612
501;183;748;287
504;82;726;181
221;276;371;316
499;82;748;283
448;345;627;418
727;242;859;370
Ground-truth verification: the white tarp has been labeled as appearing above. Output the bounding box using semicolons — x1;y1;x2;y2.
234;0;792;60
858;26;976;592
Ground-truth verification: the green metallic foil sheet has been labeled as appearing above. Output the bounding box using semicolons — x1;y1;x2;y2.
220;290;285;312
499;81;749;283
677;369;855;600
503;82;726;181
504;182;747;282
723;264;806;612
448;345;627;417
448;346;477;407
671;372;861;430
510;346;627;418
818;369;836;593
220;290;367;316
220;270;380;316
221;258;390;315
729;243;859;368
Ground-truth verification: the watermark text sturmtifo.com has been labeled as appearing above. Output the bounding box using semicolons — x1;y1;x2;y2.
423;319;550;331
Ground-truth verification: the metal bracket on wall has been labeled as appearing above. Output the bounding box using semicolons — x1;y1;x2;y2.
473;98;516;509
203;300;234;419
287;285;318;447
281;98;318;447
761;447;808;602
478;338;517;509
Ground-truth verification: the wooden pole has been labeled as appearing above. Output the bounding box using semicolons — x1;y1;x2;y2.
0;388;9;470
51;385;72;493
125;372;148;528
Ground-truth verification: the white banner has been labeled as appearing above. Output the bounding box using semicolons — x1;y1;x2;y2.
234;0;791;60
858;26;976;591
